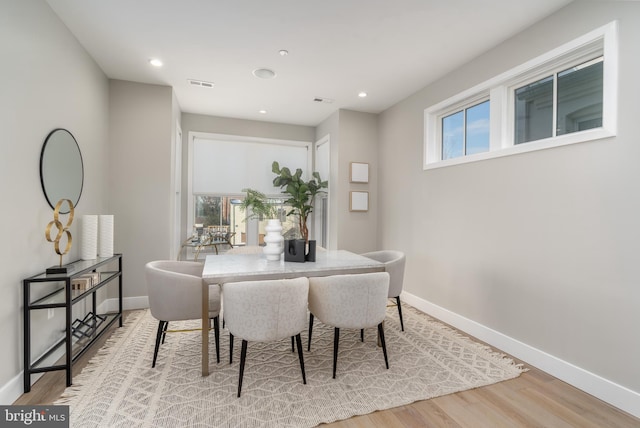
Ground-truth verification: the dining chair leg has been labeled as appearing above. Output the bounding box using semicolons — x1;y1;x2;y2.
291;336;294;352
213;316;220;364
152;320;166;368
360;329;364;342
229;333;234;364
161;320;168;344
238;339;248;397
308;313;314;351
295;333;307;384
377;323;389;369
396;296;404;332
333;327;340;379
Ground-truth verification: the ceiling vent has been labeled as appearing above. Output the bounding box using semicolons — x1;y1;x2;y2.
188;79;214;88
313;97;334;104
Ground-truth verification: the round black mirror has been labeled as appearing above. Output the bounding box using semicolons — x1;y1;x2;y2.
40;129;84;214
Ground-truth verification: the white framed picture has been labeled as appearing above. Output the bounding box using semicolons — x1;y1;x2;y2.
350;191;369;212
350;162;369;183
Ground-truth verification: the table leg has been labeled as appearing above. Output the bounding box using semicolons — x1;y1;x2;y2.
202;280;209;376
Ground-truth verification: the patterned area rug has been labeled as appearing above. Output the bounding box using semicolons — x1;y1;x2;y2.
56;305;525;427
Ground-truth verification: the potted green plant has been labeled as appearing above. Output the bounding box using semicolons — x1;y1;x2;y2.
271;161;328;261
239;188;283;261
238;188;278;220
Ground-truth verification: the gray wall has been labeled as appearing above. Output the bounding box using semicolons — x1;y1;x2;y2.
339;110;379;253
378;0;640;394
0;0;109;400
315;110;379;252
109;80;175;301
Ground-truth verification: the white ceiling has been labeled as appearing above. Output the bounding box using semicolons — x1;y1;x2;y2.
46;0;573;127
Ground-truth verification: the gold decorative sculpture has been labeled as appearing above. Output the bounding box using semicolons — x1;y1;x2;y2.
45;199;74;274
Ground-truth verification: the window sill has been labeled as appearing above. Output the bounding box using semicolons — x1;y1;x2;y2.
423;127;615;170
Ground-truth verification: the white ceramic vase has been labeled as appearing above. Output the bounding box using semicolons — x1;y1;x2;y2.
263;219;284;261
80;215;98;260
98;215;114;257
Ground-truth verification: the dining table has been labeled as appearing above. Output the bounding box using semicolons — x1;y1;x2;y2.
200;249;385;376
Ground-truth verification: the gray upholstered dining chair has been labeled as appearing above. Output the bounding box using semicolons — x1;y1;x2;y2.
145;260;221;368
361;250;406;331
307;272;390;379
220;245;266;329
223;277;309;397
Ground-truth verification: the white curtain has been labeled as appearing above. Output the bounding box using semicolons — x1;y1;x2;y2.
192;137;310;195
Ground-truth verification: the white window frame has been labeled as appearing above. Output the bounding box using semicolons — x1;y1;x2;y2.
439;95;491;160
424;21;618;170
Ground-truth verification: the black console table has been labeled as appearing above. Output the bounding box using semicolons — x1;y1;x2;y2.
23;254;123;393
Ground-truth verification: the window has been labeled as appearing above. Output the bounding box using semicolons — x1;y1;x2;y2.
193;195;299;247
442;100;490;159
514;76;553;144
515;57;603;145
187;133;314;248
424;21;617;169
193;195;241;246
557;57;604;135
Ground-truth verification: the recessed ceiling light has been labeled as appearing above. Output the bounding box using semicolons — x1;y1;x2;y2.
279;49;289;56
358;92;368;98
259;110;267;114
149;58;163;67
253;68;276;79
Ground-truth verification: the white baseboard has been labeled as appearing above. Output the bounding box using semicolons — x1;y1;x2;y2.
122;296;149;311
401;291;640;419
0;372;24;405
98;296;149;313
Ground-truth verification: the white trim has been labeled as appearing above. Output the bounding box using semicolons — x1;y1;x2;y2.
314;134;331;248
0;372;23;405
601;20;619;136
401;290;640;419
424;21;618;170
115;296;149;311
189;131;312;149
170;122;182;260
187;133;194;242
96;296;148;313
123;296;149;310
425;127;616;170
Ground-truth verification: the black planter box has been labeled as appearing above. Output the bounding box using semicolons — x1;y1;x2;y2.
283;239;317;262
284;239;306;262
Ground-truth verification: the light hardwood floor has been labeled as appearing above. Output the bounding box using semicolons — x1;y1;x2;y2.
15;311;639;427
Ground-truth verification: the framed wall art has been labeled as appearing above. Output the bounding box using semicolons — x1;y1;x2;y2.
350;191;369;212
350;162;369;183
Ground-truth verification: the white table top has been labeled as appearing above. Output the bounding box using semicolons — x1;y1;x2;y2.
202;250;384;284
